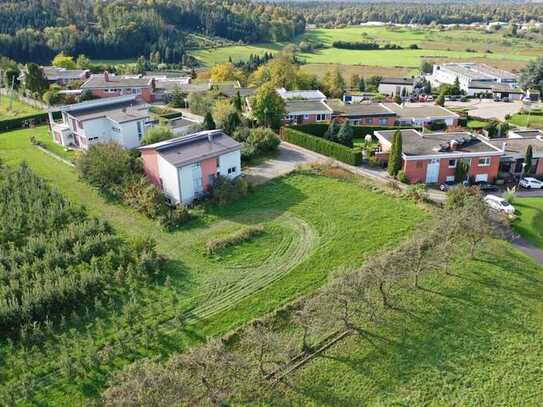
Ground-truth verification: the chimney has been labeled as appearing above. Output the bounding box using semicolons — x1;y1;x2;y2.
207;132;214;144
449;140;459;150
104;71;109;82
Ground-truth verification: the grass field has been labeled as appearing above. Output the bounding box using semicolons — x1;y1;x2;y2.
0;96;41;120
190;26;540;71
508;113;543;129
277;239;543;405
514;197;543;249
0;126;426;404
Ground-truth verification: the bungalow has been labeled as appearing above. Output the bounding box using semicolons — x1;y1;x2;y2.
276;88;332;124
485;129;543;176
139;130;241;204
382;103;459;127
327;100;396;125
81;72;155;103
378;78;416;97
375;129;503;184
41;66;90;85
48;95;150;150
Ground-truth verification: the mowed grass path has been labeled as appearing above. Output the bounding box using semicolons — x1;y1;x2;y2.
0;127;425;404
278;241;543;405
514;197;543;249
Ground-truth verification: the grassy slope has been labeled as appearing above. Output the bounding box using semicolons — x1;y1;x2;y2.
279;241;543;406
189;26;540;68
0;127;425;404
0;97;41;120
514;197;543;249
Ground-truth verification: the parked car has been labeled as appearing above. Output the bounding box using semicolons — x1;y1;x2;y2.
439;180;468;191
473;181;498;192
427;95;434;101
484;195;515;214
519;177;543;189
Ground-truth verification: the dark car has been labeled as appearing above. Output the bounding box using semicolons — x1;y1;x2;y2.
439;180;468;192
473;181;498;191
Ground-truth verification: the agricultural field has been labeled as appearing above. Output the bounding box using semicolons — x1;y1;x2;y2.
0;126;426;404
514;197;543;249
190;26;541;72
0;96;41;120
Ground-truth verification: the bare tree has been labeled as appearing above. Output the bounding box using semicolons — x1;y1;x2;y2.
365;247;408;309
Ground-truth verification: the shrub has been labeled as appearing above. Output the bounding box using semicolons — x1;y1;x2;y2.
445;186;479;209
210;176;250;206
426;119;447;131
75;143;141;197
397;170;409;184
282;128;362;166
402;183;428;202
503;187;517;204
245;128;280;155
206;225;264;255
141;126;174;146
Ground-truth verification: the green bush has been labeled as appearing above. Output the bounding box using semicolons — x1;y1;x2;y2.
397;170;409;184
291;123;417;138
210;176;250;206
282;128;362;166
245;128;280;155
206;225;264;255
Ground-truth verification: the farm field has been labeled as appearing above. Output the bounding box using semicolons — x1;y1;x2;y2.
0;126;426;404
190;26;541;71
514;197;543;249
0;96;41;120
274;239;543;405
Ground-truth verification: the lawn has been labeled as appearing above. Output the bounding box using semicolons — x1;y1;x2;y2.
514;197;543;249
0;126;426;405
275;240;543;405
508;113;543;129
0;96;41;120
189;26;540;70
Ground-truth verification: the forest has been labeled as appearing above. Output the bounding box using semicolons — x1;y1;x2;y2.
0;0;305;64
286;2;543;26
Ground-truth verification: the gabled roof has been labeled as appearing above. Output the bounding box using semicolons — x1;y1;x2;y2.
139;130;240;167
42;66;89;81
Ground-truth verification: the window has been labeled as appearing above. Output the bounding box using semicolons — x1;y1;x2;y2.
304;114;309;119
448;159;457;168
446;176;455;182
478;157;491;167
365;117;373;124
112;126;120;133
227;166;237;174
316;114;327;122
379;117;388;125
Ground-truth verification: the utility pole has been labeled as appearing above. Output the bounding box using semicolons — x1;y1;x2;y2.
9;74;15;112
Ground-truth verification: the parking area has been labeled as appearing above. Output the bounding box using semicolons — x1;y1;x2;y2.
446;99;528;121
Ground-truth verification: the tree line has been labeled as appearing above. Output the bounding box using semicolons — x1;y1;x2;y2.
0;0;305;64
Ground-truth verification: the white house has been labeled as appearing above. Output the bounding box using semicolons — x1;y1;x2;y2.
382;103;459;127
48;95;151;150
139;130;241;204
378;77;416;97
432;63;518;94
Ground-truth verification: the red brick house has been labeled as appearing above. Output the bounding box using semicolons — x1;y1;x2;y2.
375;129;503;184
81;72;155;103
486;130;543;177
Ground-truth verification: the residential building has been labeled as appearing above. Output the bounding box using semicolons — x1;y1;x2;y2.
374;129;503;184
382;103;459;127
277;88;332;124
139;130;241;204
276;88;326;101
81;72;155;102
432;63;518;93
466;81;524;99
327;100;396;125
342;91;375;103
485;129;543;176
378;77;416;97
41;66;90;85
48;95;150;150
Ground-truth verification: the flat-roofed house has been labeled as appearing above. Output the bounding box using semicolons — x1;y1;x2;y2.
139;130;241;204
485;129;543;176
432;63;518;93
382;103;459;127
42;66;90;85
327;100;396;125
48;95;150;150
81;72;155;102
374;129;503;184
378;77;416;97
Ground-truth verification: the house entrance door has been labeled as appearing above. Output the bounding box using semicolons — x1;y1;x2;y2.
425;159;440;183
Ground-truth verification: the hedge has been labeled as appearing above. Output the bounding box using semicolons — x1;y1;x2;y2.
0;112;50;133
291;123;418;138
282;128;362;166
161;112;184;120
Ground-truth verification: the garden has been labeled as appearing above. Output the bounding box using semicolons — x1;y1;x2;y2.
0;126;426;404
513;196;543;249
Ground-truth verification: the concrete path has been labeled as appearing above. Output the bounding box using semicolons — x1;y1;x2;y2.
510;236;543;266
446;99;526;121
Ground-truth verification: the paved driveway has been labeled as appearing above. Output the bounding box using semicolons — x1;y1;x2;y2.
244;142;327;184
